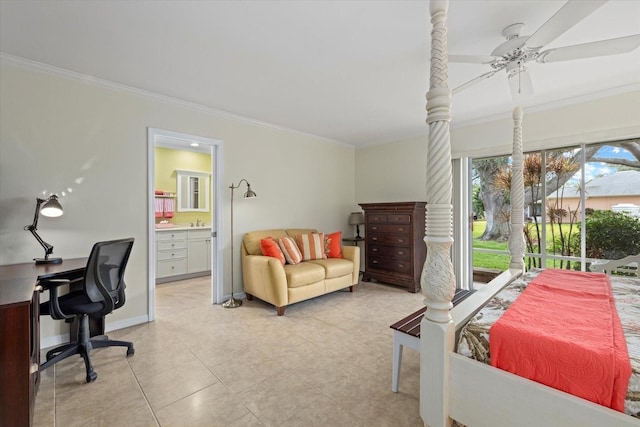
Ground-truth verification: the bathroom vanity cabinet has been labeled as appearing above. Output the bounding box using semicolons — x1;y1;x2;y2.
156;227;212;282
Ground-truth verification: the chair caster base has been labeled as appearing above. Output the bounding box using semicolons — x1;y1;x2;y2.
126;347;135;356
86;371;98;383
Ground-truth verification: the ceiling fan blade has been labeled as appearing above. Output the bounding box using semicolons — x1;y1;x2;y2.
525;0;608;50
537;34;640;63
508;66;534;99
449;54;499;64
452;70;499;94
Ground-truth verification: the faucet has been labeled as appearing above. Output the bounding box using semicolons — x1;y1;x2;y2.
196;218;201;227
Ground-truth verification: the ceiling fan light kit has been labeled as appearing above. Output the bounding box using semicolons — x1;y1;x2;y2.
450;0;640;100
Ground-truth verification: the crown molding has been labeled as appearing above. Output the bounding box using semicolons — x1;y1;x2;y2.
0;52;351;148
451;82;640;130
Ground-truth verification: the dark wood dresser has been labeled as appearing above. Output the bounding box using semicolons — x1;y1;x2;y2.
359;202;427;293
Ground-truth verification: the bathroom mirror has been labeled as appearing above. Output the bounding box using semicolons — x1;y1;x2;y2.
176;170;210;212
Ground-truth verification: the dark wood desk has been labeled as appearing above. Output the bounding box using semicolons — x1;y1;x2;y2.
0;258;87;427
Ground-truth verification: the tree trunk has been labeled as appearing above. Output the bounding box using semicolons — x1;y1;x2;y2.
480;189;510;241
475;157;510;241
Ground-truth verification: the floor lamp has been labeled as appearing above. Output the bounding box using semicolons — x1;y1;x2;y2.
223;179;257;308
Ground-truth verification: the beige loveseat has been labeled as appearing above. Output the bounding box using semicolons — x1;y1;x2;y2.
241;229;360;315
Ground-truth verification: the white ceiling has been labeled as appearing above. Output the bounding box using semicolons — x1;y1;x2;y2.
1;0;639;147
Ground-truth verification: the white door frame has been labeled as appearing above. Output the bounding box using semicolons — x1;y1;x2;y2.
147;128;224;321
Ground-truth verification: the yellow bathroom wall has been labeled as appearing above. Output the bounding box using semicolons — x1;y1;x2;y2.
155;147;212;225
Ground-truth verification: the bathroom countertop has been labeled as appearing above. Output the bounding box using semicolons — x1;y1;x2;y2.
155;224;211;231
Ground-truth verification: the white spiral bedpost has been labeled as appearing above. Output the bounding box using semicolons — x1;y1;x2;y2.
420;1;455;426
509;107;526;272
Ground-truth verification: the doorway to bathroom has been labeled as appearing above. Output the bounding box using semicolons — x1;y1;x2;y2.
147;128;224;321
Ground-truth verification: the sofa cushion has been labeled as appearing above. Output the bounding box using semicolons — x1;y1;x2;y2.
279;236;303;265
284;262;325;288
296;233;326;261
260;238;285;265
307;258;354;279
244;230;287;255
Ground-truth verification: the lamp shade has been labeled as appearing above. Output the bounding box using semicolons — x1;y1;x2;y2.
244;185;257;199
349;212;364;225
40;195;63;217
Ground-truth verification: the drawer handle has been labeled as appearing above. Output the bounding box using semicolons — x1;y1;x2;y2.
398;251;404;255
372;237;378;241
372;260;378;264
372;226;378;231
398;264;405;268
398;228;405;232
171;253;175;257
398;239;405;243
171;266;175;270
372;248;378;252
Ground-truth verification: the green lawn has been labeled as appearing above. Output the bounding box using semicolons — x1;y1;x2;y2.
472;220;576;270
472;221;510;269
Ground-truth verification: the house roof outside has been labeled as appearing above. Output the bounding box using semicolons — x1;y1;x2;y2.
548;170;640;198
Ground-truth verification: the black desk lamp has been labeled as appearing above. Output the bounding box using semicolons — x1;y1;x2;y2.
24;195;64;264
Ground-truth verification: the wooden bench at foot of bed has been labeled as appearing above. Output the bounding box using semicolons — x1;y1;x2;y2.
390;288;474;392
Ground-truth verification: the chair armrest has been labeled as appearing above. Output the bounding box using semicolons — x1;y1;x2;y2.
341;246;361;285
241;255;288;307
39;278;75;320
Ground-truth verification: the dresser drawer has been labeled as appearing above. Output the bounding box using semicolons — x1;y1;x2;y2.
156;258;187;277
157;240;187;251
157;248;187;261
367;212;387;223
156;231;187;242
386;214;411;224
368;234;411;246
368;256;411;275
368;244;411;261
368;223;412;234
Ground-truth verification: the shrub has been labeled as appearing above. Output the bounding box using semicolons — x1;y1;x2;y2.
579;210;640;259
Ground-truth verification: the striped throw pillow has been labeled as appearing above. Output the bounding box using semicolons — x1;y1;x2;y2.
296;233;326;261
278;236;303;265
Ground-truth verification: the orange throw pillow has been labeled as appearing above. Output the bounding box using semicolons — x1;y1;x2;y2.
325;231;343;258
260;237;285;265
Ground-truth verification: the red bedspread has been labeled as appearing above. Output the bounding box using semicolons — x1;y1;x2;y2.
489;269;632;411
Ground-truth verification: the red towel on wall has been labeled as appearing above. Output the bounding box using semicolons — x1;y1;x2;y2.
490;269;631;412
163;198;175;219
154;197;164;218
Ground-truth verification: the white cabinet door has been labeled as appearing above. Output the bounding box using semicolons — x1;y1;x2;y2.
187;229;211;273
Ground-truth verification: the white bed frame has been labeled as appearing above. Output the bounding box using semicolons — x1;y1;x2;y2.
418;2;639;426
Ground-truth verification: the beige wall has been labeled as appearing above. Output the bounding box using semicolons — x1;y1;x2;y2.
355;91;640;205
0;62;356;342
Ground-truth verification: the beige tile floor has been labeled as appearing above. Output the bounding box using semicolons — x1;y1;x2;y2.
33;277;428;427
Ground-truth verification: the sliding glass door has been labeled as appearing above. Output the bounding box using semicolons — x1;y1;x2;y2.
469;139;640;273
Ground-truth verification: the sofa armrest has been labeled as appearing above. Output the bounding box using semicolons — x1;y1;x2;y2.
341;246;360;285
241;255;289;307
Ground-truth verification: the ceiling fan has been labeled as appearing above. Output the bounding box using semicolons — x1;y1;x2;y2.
450;0;640;99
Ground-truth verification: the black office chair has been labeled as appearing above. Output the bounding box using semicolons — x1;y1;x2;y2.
39;238;135;382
